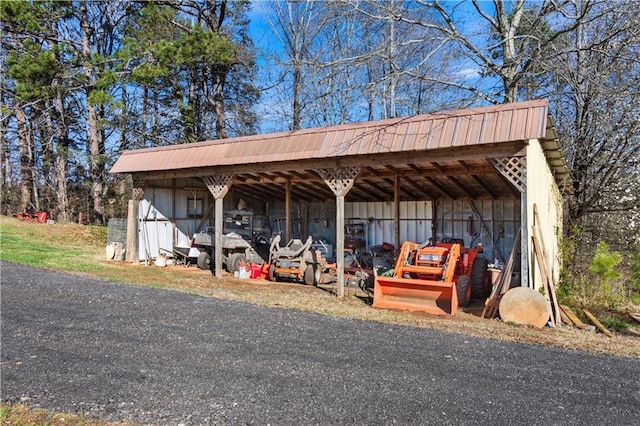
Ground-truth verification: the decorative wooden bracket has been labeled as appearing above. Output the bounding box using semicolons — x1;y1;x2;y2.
490;157;526;193
203;174;233;199
132;178;145;201
317;166;361;196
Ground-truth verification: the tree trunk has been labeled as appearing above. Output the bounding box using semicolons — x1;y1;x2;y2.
292;65;301;131
80;2;104;224
16;105;32;210
495;0;524;103
212;70;227;139
54;87;70;222
40;112;54;213
0;101;9;188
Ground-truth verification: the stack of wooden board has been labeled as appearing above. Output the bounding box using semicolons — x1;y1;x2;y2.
530;204;562;326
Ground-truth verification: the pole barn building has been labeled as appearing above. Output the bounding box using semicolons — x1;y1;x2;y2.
111;99;569;298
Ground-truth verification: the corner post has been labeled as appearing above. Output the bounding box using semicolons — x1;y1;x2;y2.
126;178;145;263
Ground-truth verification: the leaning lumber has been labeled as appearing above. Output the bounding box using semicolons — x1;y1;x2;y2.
532;204;562;326
630;313;640;324
560;310;574;327
482;228;520;319
531;232;556;325
583;309;613;337
560;305;588;329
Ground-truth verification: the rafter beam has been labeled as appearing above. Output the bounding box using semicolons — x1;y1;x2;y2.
363;179;394;198
448;176;476;198
471;175;496;199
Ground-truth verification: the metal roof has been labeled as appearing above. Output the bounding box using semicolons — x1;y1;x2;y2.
111;99;570;202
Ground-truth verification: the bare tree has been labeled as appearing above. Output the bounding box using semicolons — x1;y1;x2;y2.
545;0;640;253
261;0;452;129
263;0;328;130
79;2;106;224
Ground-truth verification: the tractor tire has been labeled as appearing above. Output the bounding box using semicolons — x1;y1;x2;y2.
304;264;320;286
470;256;489;299
197;252;211;270
457;276;472;307
268;263;277;281
226;253;247;273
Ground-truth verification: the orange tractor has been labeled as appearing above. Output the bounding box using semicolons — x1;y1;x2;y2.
373;239;487;315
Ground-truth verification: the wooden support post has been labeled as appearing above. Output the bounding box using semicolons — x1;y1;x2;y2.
125;199;139;263
317;166;360;298
214;197;224;277
394;174;400;254
336;195;345;296
125;179;144;263
285;180;292;242
203;175;233;278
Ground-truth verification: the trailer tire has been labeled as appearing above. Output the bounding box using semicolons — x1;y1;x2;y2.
457;276;472;307
226;253;246;273
197;252;211;270
471;257;489;299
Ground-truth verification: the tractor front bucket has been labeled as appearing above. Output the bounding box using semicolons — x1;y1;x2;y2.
373;276;458;315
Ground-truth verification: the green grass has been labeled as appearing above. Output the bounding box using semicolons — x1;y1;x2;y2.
0;218;107;272
602;315;630;331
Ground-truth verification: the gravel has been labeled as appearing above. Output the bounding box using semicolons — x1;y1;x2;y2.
2;261;639;425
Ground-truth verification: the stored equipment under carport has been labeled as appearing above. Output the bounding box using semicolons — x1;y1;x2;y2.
267;235;323;285
191;230;266;272
373;240;488;315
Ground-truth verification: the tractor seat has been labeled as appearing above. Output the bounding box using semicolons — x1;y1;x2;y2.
277;236;313;259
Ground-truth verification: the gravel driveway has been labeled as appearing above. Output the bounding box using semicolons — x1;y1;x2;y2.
1;261;639;425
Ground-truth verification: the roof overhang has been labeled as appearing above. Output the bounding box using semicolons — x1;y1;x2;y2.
111;99;570;202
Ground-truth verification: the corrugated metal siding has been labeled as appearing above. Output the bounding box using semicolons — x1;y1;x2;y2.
111;100;552;174
436;199;521;272
345;201;433;248
265;198;518;260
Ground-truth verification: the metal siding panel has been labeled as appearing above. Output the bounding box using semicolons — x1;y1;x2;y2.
319;132;334;157
479;112;494;143
387;123;404;152
412;120;426;150
401;122;417;151
449;117;462;147
174;219;196;246
439;118;454;148
341;129;356;156
513;108;529;140
354;128;369;154
415;120;433;150
456;115;471;146
344;202;354;218
497;109;515;142
429;119;445;150
363;127;379;154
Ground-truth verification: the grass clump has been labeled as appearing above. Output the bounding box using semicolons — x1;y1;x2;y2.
0;403;127;426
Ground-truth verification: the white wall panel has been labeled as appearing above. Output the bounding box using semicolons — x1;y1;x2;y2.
526;139;563;290
345;201;433;248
